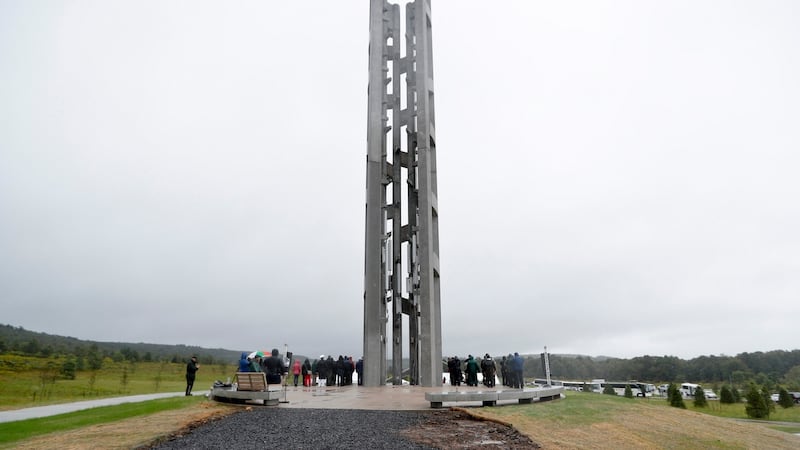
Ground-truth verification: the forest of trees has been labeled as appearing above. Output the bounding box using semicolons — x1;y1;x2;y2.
526;351;800;390
3;324;799;390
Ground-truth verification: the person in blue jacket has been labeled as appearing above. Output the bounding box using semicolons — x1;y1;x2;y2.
512;352;525;388
239;352;251;372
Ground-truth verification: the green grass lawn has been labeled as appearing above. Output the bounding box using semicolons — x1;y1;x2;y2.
677;396;800;433
473;391;800;449
0;355;236;409
483;390;649;423
564;392;800;433
481;392;799;429
650;394;800;423
0;396;205;447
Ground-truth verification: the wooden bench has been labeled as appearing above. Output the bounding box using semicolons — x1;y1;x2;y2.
424;386;564;408
210;372;282;406
235;372;267;391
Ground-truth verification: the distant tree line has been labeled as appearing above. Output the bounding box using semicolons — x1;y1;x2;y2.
526;351;800;390
0;324;239;367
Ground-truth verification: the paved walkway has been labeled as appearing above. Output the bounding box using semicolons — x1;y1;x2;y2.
269;383;439;410
0;383;544;423
0;392;193;423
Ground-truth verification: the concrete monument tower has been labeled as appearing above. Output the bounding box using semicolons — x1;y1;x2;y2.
363;0;441;387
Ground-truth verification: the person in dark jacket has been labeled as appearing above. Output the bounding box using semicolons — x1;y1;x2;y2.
336;355;345;386
452;356;463;386
302;359;312;387
316;356;328;387
355;357;364;385
481;354;496;387
312;357;320;386
327;356;336;386
185;356;199;396
263;348;286;385
447;357;459;386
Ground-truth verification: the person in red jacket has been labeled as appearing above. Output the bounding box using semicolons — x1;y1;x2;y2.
292;359;302;387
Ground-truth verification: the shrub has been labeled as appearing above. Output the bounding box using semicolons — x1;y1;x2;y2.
667;383;686;409
624;385;633;398
761;387;776;415
745;383;770;419
603;384;617;395
693;386;708;408
719;385;735;404
60;359;77;380
777;387;794;409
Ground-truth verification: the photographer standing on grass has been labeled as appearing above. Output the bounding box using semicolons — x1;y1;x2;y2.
185;356;199;396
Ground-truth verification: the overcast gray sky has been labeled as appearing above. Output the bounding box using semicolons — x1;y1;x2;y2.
1;1;798;361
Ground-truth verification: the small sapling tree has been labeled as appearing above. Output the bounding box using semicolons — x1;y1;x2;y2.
720;385;735;404
693;386;708;408
732;385;741;403
745;383;770;419
668;383;686;408
778;387;795;409
624;385;633;398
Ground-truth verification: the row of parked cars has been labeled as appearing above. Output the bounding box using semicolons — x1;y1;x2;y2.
770;392;800;403
657;383;719;399
659;384;800;404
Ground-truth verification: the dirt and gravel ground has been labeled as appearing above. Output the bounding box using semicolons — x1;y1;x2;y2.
7;404;537;450
8;400;800;449
148;407;537;449
398;408;540;449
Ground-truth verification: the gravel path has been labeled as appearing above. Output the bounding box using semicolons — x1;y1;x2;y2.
149;408;437;449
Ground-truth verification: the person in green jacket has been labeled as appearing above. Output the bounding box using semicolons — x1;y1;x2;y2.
465;355;480;387
249;355;262;372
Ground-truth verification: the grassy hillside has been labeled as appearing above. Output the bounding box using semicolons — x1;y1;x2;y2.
472;391;800;449
2;390;798;449
0;356;234;410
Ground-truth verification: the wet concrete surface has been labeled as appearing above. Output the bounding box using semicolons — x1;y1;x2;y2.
0;383;550;423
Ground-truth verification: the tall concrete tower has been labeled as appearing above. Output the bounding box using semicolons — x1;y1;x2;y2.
363;0;441;387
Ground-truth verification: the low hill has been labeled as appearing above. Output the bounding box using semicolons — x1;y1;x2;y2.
0;323;241;364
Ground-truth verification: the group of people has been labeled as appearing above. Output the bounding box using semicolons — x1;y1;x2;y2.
238;349;287;384
446;352;526;388
237;352;364;388
191;351;527;395
289;358;313;387
312;355;361;387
